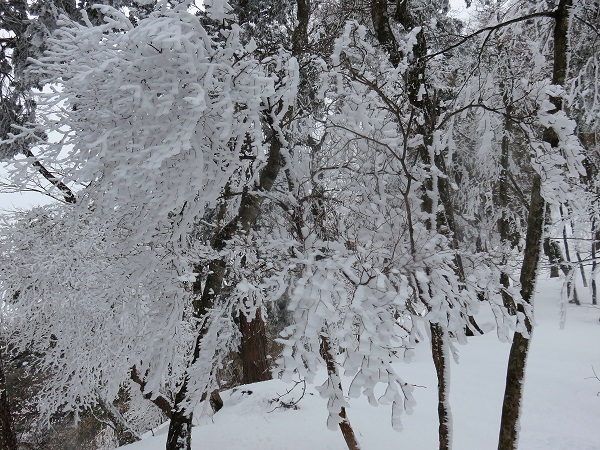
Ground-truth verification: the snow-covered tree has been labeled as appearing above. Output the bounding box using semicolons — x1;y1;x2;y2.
0;2;597;450
2;2;298;449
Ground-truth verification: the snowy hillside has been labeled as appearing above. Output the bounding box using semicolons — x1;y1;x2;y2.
120;277;600;450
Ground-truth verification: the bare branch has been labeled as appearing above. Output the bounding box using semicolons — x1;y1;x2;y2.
130;366;173;418
425;11;556;61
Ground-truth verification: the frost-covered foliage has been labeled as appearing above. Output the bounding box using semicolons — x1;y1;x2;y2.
1;204;192;418
274;21;522;432
0;0;597;448
569;0;600;132
1;1;297;422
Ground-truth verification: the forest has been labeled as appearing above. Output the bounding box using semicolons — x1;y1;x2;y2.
0;0;598;449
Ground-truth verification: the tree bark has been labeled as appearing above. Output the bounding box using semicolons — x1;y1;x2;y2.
165;108;285;450
560;205;579;304
0;346;17;450
497;175;541;450
498;0;571;447
319;334;361;450
430;323;451;450
239;305;270;384
371;0;401;67
204;128;284;384
166;384;192;450
591;222;599;306
497;88;518;315
390;3;454;447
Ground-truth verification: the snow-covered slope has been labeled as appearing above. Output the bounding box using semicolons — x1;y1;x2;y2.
120;276;600;450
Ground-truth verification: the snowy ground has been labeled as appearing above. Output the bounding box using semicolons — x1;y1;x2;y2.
120;276;600;450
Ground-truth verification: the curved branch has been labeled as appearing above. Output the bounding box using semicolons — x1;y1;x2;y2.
130;366;173;419
425;11;556;61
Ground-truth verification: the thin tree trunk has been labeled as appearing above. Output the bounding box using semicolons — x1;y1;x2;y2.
497;175;543;450
564;202;589;288
591;221;599;306
319;333;361;450
543;204;563;278
430;323;451;450
0;346;17;450
498;0;571;447
559;205;579;304
386;2;455;446
575;249;587;288
497;88;518;315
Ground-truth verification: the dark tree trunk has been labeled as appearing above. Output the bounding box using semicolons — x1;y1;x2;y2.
498;0;571;447
591;222;599;306
292;0;310;56
0;346;17;450
499;96;568;440
166;410;192;450
166;377;194;450
165;93;286;450
497;176;541;450
210;131;283;384
371;0;401;67
497;89;518;315
239;305;270;385
575;249;587;288
497;327;532;450
319;334;361;450
430;323;451;450
543;228;562;278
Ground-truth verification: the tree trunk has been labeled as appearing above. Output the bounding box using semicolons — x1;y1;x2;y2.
543;211;562;279
166;411;192;450
239;305;270;385
166;377;194;450
560;205;579;304
497;174;542;450
498;0;571;447
165;96;286;450
497;329;532;450
430;323;451;450
387;4;455;447
497;88;518;315
371;0;401;67
319;334;361;450
591;222;599;306
0;346;17;450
